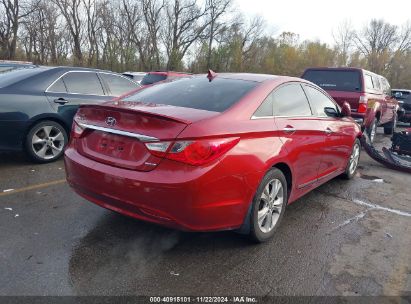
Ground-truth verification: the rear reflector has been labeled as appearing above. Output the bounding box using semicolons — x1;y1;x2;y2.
145;138;240;166
358;95;368;113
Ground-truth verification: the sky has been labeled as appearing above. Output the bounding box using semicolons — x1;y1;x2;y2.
235;0;411;45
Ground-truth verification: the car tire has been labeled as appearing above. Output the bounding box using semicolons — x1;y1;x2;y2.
342;138;361;180
366;118;378;143
249;168;288;243
384;114;397;135
25;120;68;163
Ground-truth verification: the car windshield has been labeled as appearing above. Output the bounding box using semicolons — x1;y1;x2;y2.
141;73;167;85
303;70;362;92
0;67;43;88
123;76;258;112
392;90;410;101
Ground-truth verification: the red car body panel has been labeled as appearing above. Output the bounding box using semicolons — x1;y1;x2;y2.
65;74;361;232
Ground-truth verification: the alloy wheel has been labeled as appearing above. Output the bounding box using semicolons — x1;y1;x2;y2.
369;121;377;143
349;143;360;175
257;179;284;234
31;125;65;160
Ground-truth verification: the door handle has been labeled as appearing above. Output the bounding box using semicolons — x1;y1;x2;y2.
325;128;333;135
54;98;68;105
283;126;296;133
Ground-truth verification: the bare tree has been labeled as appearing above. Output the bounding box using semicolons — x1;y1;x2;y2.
52;0;84;65
142;0;165;68
205;0;231;68
163;0;211;70
0;0;39;59
354;19;398;73
333;19;354;66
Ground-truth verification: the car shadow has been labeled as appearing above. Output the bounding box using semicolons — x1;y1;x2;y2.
67;192;336;295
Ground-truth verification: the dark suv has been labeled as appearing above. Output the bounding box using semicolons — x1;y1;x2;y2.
392;89;411;126
302;67;399;142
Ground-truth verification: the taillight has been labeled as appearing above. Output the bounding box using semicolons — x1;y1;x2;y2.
72;115;86;138
145;138;240;166
358;95;368;113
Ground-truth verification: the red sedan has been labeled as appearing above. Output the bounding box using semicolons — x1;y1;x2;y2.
64;73;361;242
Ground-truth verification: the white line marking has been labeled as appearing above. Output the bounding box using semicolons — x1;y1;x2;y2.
352;199;411;217
336;211;367;229
2;189;14;193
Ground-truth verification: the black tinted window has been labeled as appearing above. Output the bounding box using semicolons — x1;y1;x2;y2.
304;85;338;117
303;70;362;92
273;84;312;116
253;94;274;117
63;72;104;95
48;78;67;93
100;73;139;96
141;73;167;85
124;77;258;112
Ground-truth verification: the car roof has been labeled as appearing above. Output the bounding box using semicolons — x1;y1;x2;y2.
199;73;304;84
392;89;411;92
303;67;387;78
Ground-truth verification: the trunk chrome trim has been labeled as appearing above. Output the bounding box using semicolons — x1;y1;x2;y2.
78;123;160;142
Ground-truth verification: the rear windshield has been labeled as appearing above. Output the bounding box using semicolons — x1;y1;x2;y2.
303;70;362;92
0;68;43;88
141;73;167;85
123;76;258;112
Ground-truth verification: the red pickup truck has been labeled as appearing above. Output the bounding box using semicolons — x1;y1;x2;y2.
302;67;399;143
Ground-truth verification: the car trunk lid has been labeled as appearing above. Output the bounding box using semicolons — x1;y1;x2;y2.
73;102;218;171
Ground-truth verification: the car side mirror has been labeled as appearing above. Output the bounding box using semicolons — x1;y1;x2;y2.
324;107;339;117
340;102;351;117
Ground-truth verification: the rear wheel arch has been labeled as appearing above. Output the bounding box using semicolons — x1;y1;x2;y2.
272;162;293;198
24;115;71;141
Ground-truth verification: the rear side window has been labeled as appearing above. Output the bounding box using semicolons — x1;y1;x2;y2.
63;72;104;95
99;73;139;96
364;74;374;90
253;94;274;117
124;77;258;112
273;84;312;116
141;73;167;85
304;85;338;117
48;78;67;93
381;78;391;95
302;70;362;92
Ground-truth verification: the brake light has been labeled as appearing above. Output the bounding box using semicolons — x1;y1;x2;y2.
72;115;86;138
145;138;240;166
358;95;368;113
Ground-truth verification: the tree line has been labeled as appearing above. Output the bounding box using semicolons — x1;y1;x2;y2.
1;0;411;88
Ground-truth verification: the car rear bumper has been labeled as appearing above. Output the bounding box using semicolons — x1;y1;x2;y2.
64;147;254;232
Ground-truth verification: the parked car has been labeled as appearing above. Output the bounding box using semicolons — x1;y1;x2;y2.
65;73;361;242
0;60;35;73
392;89;411;126
140;71;192;85
302;67;398;142
0;66;140;162
122;71;146;83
